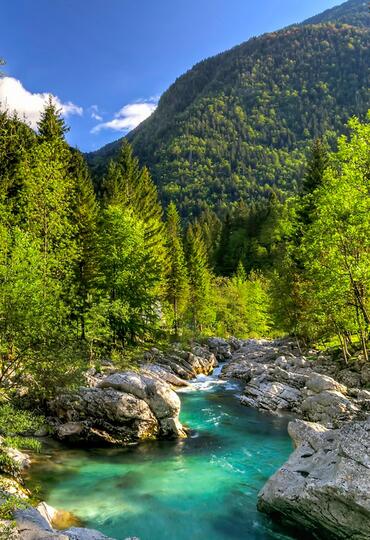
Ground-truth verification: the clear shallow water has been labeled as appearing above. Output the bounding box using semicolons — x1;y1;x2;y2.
29;369;296;540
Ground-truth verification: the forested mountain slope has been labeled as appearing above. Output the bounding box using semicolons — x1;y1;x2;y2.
303;0;370;27
88;0;370;218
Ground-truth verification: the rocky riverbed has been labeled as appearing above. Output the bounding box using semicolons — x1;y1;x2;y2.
1;337;369;539
221;338;370;539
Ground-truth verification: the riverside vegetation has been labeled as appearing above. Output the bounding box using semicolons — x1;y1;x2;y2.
0;101;368;404
0;0;369;536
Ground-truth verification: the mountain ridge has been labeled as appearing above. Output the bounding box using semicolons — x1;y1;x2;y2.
88;0;370;217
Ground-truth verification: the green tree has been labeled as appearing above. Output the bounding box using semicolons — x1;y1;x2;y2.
297;137;329;229
186;223;215;333
69;149;99;340
103;141;167;288
37;96;69;142
300;115;370;359
165;203;189;336
92;205;160;348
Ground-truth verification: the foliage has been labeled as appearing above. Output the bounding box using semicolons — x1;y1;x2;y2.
0;494;27;520
270;114;370;358
186;223;215;333
213;266;271;338
88;9;369;218
164;202;189;336
303;0;370;27
0;404;44;436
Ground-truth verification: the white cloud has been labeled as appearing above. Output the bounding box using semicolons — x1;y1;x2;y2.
91;100;157;134
0;76;83;129
90;105;102;121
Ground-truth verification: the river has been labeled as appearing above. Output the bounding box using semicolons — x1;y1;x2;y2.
29;367;297;540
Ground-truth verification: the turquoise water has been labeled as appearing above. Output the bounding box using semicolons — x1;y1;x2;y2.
29;370;296;540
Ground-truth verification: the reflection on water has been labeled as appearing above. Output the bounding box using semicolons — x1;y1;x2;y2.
28;370;296;540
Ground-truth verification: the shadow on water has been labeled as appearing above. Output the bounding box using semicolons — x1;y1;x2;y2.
29;374;298;540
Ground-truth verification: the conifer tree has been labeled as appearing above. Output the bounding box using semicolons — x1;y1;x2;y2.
69;149;99;339
198;208;222;270
94;206;160;347
298;138;329;228
103;141;167;285
186;222;215;333
17;102;78;335
37;96;69;142
165;202;189;336
302;138;329;195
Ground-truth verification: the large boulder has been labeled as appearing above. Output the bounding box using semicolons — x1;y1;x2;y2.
305;373;347;395
51;343;218;446
258;418;370;540
52;371;186;445
241;377;302;412
207;337;232;360
301;390;359;428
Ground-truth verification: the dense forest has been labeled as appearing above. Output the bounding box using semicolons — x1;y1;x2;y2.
303;0;370;27
88;0;370;219
0;100;369;405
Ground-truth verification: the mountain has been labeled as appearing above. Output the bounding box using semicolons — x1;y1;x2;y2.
88;0;370;218
303;0;370;27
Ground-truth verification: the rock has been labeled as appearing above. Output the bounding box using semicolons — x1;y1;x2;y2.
52;386;160;445
141;364;188;387
15;507;117;539
242;378;301;412
15;507;68;539
301;390;359;427
361;364;370;386
99;372;181;418
306;373;347;395
36;503;80;530
222;339;365;428
272;366;309;389
337;368;362;389
5;448;30;471
52;367;189;445
275;356;289;368
56;423;85;441
64;528;115;540
207;337;232;360
0;476;29;499
258;418;370;540
292;356;307;368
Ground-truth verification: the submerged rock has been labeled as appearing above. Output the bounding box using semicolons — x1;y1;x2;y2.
258;418;370;540
15;506;118;540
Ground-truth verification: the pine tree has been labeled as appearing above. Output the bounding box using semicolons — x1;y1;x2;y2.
165;202;189;336
94;205;160;347
302;138;329;195
37;96;69;142
16;102;78;338
103;141;167;286
298;138;329;227
186;223;215;333
198;208;222;269
69;149;99;340
234;260;247;284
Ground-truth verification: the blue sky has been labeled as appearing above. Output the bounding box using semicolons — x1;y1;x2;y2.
0;0;341;151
